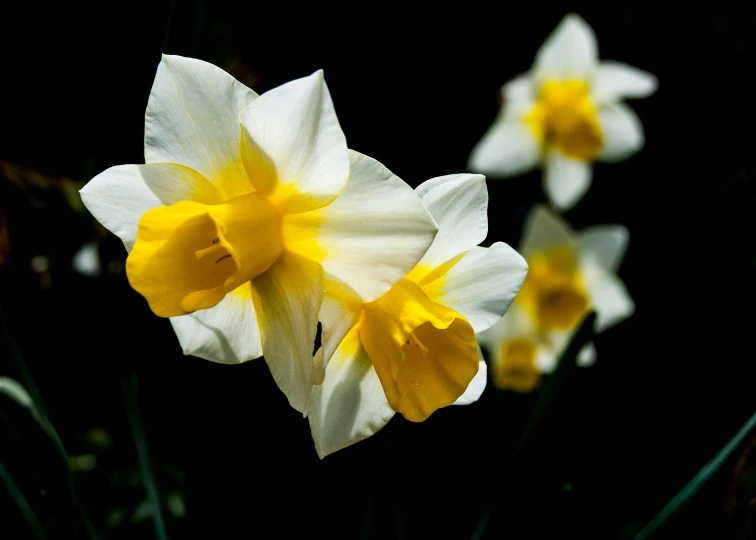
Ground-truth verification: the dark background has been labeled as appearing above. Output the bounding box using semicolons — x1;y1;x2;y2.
1;3;755;539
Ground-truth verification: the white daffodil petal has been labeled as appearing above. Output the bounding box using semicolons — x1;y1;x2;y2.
534;14;598;81
453;346;487;406
598;103;645;163
577;342;597;367
468;120;541;178
251;251;324;414
144;55;258;200
585;273;635;332
169;283;262;364
543;150;593;211
318;280;362;371
422;243;528;334
283;150;437;303
476;303;535;351
591;61;658;104
240;71;349;214
535;344;559;373
578;225;629;273
500;74;537;118
80;163;222;251
309;327;395;458
520;205;573;257
414;174;488;277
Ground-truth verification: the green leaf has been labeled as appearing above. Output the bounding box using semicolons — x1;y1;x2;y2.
634;409;756;539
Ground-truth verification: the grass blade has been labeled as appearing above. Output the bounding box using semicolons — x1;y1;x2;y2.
634;409;756;539
122;373;168;540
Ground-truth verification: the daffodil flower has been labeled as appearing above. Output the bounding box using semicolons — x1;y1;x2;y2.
469;14;658;210
308;174;528;457
478;206;634;392
80;55;437;413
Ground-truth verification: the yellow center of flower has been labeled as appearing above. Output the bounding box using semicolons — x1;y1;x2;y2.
518;246;589;332
492;338;541;393
126;192;283;317
524;80;603;161
357;278;479;422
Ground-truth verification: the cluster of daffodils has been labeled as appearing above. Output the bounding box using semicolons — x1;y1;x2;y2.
469;14;657;210
80;55;528;457
473;14;647;392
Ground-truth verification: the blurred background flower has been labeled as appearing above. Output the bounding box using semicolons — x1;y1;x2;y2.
468;14;657;210
479;206;633;392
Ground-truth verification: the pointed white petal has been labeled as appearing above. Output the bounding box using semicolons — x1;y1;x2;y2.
240;70;349;214
597;103;645;163
543;150;593;211
317;280;362;371
534;14;598;81
453;346;487;406
284;150;436;303
577;342;597;367
591;61;658;104
309;327;395;458
169;283;262;364
468;119;541;178
520;205;574;258
585;272;635;332
251;251;324;414
476;303;535;351
500;74;538;118
144;55;258;200
578;225;629;273
80;163;222;251
413;174;488;278
422;243;528;334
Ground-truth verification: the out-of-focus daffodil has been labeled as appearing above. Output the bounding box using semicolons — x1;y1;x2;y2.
469;14;657;210
478;206;634;392
309;174;528;457
80;55;437;413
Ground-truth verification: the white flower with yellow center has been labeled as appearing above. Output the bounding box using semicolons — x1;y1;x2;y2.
308;174;528;457
478;206;634;392
469;14;658;210
80;55;437;414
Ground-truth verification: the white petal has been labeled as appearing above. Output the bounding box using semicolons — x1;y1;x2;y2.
591;61;658;104
251;251;324;414
169;284;262;364
80;163;222;251
534;14;598;81
240;70;349;214
585;272;635;332
597;103;645;163
476;303;535;351
453;347;487;406
543;150;593;211
577;342;597;367
578;225;629;273
468;119;541;178
413;174;488;278
144;55;258;200
284;150;436;303
308;327;395;458
421;243;528;334
317;279;362;371
520;205;573;258
535;344;559;373
500;74;538;118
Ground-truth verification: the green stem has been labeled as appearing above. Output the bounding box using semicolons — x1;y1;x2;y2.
0;460;46;540
122;373;168;540
634;410;756;539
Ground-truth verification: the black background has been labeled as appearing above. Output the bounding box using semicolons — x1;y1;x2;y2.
1;3;755;539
